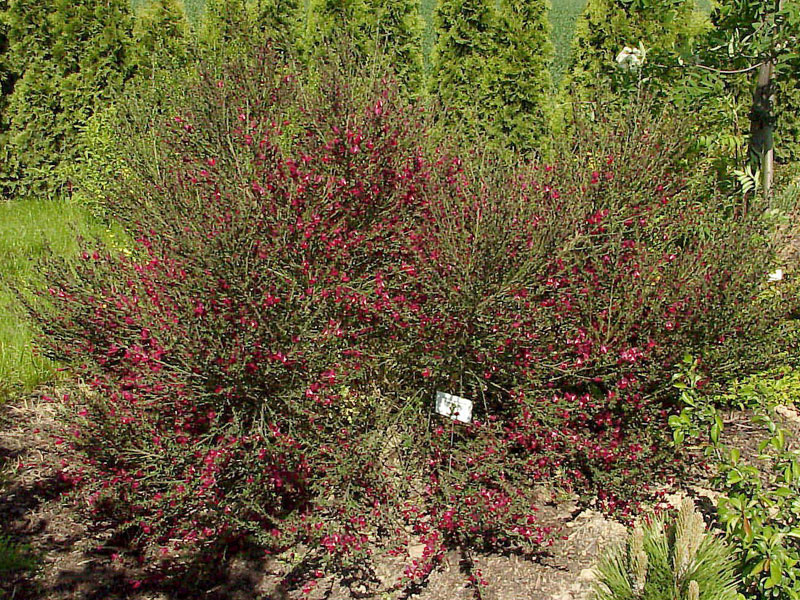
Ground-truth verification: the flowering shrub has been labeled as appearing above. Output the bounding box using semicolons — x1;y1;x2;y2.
23;47;786;592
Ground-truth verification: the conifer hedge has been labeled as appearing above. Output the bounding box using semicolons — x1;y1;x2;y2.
305;0;423;95
0;0;11;167
1;0;135;198
430;0;496;131
199;0;301;53
484;0;553;153
431;0;553;153
133;0;193;75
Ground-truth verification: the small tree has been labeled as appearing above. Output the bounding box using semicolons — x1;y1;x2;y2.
304;0;370;58
200;0;301;56
198;0;251;50
133;0;193;75
305;0;424;95
429;0;496;137
366;0;424;95
483;0;553;153
672;0;800;197
566;0;699;100
0;0;13;176
707;0;798;194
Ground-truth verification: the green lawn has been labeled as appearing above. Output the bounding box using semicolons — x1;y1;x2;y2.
549;0;586;84
0;199;113;399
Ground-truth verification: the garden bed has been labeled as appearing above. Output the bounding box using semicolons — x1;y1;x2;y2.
5;388;796;599
0;390;627;600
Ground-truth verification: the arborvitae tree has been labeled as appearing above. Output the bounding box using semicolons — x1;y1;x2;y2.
133;0;193;74
198;0;252;50
0;0;10;99
2;0;135;197
483;0;553;153
305;0;424;95
305;0;371;58
249;0;301;49
200;0;301;56
366;0;424;95
566;0;699;99
429;0;496;135
0;0;13;167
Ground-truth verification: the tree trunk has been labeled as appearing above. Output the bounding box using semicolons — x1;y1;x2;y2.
748;0;784;200
750;60;775;197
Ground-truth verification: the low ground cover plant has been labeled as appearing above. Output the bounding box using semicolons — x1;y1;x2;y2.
0;533;36;580
19;45;789;591
671;366;800;600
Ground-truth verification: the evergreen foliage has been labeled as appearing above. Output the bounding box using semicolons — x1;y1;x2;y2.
133;0;193;75
249;0;301;49
367;0;424;94
593;499;740;600
431;0;553;153
483;0;553;153
429;0;496;136
0;0;12;159
305;0;424;95
566;0;699;99
198;0;252;50
1;0;135;198
305;0;370;58
199;0;300;56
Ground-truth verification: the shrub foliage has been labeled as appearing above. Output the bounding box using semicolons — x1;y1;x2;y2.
566;0;700;99
305;0;424;95
430;0;553;152
23;48;785;588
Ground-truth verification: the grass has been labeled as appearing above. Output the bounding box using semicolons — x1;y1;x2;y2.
0;534;36;580
549;0;587;84
0;199;111;400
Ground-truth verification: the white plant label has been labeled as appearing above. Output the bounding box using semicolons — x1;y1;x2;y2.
435;391;473;424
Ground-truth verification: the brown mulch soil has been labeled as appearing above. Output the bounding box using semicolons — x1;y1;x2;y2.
4;389;796;600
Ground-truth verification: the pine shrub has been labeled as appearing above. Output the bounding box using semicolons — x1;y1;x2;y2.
593;498;739;600
304;0;424;96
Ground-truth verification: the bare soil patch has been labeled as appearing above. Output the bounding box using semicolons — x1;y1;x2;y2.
8;390;789;600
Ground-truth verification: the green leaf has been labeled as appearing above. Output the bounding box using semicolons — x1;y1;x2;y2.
768;558;783;587
711;421;721;444
727;470;743;485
